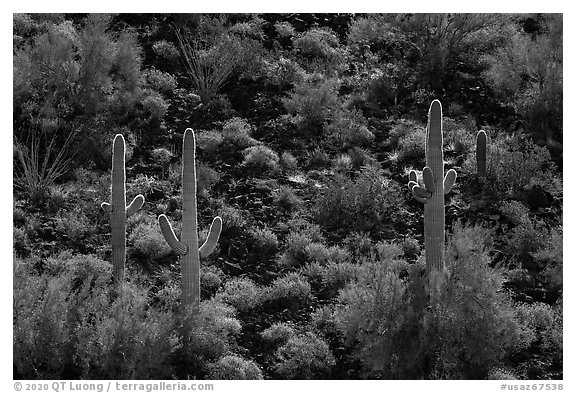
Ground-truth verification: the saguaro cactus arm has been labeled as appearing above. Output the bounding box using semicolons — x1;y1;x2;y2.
199;216;223;258
443;169;457;194
127;194;145;217
159;214;188;255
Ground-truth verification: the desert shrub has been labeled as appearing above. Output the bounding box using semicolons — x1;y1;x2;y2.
397;127;426;163
443;118;475;155
195;130;224;153
221;117;258;148
274;332;335;379
216;277;262;313
274;21;296;38
280;151;299;174
332;222;531;379
263;272;313;311
128;220;172;263
293;27;346;74
283;74;340;133
515;302;562;357
144;67;177;93
277;230;315;268
261;322;296;347
306;147;332;169
217;203;248;234
533;226;562;290
343;232;374;257
53;207;95;245
262;56;305;89
274;185;302;211
462;133;556;198
241;145;280;174
200;266;223;297
503;217;548;269
207;355;263;380
324;108;374;149
332;153;353;174
152;39;179;61
304;261;360;299
195;162;220;199
500;200;531;226
400;237;421;260
249;226;279;256
13;14;165;169
312;165;404;236
346;147;376;170
482;15;562;145
305;243;350;266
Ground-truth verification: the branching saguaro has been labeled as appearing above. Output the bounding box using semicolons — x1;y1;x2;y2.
407;100;457;271
175;28;242;105
101;134;145;283
158;128;222;313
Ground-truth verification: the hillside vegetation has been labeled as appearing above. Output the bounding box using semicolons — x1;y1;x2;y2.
13;13;562;380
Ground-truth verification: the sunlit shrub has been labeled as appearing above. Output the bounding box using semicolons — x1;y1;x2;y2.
241;145;280;174
283;74;340;133
207;355;263;379
313;165;403;235
216;277;262;313
274;332;335;379
221;117;258;148
249;226;279;256
261;322;296;347
324;108;374;149
263;273;313;310
128;220;172;263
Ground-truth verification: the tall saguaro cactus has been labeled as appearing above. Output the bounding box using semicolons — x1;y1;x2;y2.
407;100;457;271
101;134;145;283
476;130;487;179
158;128;222;313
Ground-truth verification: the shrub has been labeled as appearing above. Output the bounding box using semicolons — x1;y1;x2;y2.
324;108;374;149
261;322;296;347
462;133;556;198
515;302;562;357
312;165;404;236
332;222;531;379
241;145;280;174
347;146;377;170
263;273;313;310
249;226;279;256
216;277;262;313
397;127;426;163
274;21;296;38
274;186;302;211
207;355;263;380
306;147;332;169
145;68;178;93
283;74;340;133
274;332;335;379
195;130;224;153
280;151;299;174
293;27;346;74
128;220;172;263
277;230;315;268
221;117;258;148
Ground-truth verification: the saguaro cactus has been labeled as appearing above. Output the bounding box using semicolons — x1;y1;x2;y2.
407;100;457;271
158;128;222;313
101;134;145;283
476;130;487;178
